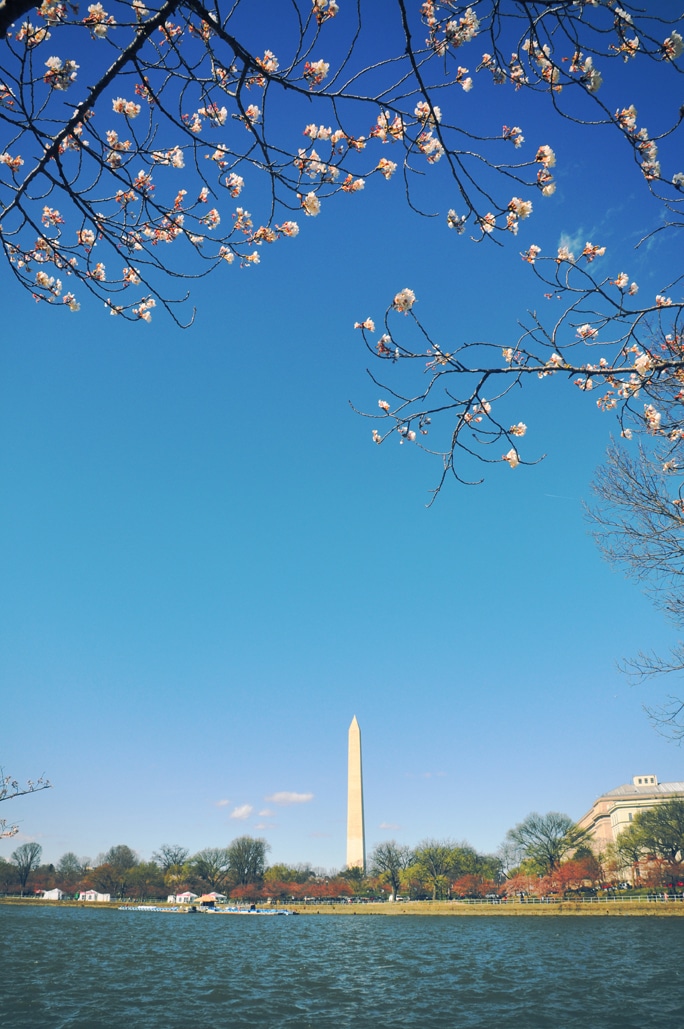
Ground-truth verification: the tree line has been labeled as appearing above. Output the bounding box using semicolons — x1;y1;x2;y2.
3;801;683;901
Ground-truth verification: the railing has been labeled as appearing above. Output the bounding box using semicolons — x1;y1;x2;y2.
449;894;684;905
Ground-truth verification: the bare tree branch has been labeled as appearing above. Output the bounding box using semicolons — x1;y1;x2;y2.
0;771;52;838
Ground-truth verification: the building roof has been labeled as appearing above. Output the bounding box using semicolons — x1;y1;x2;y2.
602;781;684;799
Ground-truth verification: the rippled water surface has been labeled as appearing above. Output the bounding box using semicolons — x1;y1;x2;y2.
2;906;683;1028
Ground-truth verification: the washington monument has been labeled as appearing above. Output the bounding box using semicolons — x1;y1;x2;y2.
346;715;366;871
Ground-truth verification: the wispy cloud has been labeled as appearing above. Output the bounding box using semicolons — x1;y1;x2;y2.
379;822;401;830
259;808;274;817
230;804;253;820
265;791;314;806
215;799;230;808
253;822;276;830
558;228;585;259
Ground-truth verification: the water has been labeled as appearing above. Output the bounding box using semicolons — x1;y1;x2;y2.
1;906;683;1028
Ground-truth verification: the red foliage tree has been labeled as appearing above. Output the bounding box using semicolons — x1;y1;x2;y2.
229;882;264;903
501;873;541;899
452;874;497;898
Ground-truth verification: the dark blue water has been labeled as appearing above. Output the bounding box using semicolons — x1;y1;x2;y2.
1;906;683;1028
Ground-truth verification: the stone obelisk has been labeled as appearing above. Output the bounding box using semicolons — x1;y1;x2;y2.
346;715;366;871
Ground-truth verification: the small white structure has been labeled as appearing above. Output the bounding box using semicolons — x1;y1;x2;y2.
197;892;227;904
41;888;65;900
80;890;111;902
168;891;198;904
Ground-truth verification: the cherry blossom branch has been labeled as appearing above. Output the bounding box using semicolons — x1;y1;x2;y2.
354;265;684;493
0;771;52;838
0;0;681;322
2;0;181;223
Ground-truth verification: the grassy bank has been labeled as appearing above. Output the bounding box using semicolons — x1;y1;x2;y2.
288;900;684;917
0;896;122;909
3;897;683;916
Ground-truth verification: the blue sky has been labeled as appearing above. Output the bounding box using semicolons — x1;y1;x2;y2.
1;1;682;871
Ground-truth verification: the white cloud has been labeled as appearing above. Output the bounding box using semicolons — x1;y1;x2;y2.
253;822;276;830
265;791;314;806
558;228;585;258
259;808;274;817
379;822;401;830
230;804;253;820
215;799;230;808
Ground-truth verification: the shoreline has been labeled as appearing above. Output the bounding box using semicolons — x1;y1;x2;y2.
3;897;684;916
288;900;684;916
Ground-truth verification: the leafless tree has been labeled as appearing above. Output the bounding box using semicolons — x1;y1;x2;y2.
588;439;684;740
227;834;270;885
55;850;90;888
152;843;190;870
10;839;43;894
505;811;590;874
190;845;231;891
368;839;413;899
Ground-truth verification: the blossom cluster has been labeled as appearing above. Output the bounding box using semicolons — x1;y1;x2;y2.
392;288;416;313
503;125;524;148
83;3;115;38
312;0;339;25
303;60;330;88
38;0;68;24
152;146;184;168
15;21;51;47
112;97;141;118
522;38;561;91
506;197;533;233
0;152;24;173
299;192;320;216
423;3;480;57
43;56;79;90
370;111;404;143
613;105;675;184
447;210;467;233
